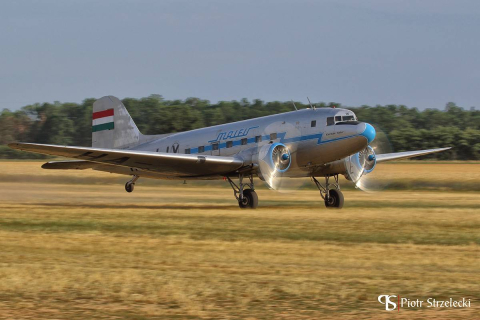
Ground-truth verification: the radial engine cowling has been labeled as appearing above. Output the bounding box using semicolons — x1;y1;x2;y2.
344;145;377;183
254;142;291;189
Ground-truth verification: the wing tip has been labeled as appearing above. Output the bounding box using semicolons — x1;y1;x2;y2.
7;142;21;150
429;146;452;153
376;146;452;163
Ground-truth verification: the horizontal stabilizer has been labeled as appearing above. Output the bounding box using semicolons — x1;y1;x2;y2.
42;160;97;170
376;147;451;162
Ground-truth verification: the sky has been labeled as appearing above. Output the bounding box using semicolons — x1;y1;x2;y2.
1;0;479;110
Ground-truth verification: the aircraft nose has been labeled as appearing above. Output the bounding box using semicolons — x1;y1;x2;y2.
360;123;376;144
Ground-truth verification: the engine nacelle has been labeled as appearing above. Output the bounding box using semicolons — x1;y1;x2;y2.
344;145;376;183
254;142;291;184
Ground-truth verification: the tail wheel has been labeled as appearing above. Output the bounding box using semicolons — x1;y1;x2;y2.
238;189;258;209
324;189;344;209
125;182;134;193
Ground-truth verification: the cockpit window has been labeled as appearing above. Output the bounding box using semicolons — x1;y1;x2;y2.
343;115;355;121
335;116;342;122
327;117;334;126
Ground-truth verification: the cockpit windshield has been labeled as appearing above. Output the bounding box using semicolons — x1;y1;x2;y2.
326;113;358;126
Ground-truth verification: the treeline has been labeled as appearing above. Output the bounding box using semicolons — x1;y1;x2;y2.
1;95;479;160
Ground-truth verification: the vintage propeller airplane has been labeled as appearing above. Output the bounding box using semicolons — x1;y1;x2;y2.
9;96;450;209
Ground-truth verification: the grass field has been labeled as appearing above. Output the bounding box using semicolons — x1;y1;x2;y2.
0;162;479;319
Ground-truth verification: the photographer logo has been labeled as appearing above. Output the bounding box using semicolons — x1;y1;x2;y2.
378;295;397;311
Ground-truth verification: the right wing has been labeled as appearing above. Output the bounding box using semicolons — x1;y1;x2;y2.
8;142;244;177
375;147;451;163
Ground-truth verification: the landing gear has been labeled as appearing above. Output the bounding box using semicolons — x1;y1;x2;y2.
238;189;259;209
227;173;258;209
125;175;139;193
324;189;344;208
312;175;344;209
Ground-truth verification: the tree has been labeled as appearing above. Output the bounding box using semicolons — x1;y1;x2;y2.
1;97;478;160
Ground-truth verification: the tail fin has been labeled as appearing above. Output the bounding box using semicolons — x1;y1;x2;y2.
92;96;141;149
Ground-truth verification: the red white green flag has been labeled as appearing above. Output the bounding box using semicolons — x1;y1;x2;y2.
92;109;114;132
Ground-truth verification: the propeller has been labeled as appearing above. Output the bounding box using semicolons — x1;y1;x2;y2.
254;121;302;192
256;142;291;190
345;124;393;192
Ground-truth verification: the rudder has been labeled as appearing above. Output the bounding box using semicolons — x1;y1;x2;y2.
92;96;141;149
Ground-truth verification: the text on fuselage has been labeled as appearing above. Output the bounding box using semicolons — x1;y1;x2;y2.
208;126;258;142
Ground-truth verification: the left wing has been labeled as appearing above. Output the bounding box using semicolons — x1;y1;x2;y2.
8;142;244;177
375;147;451;163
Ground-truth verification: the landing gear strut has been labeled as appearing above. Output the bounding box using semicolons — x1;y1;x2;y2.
125;175;139;193
312;175;344;209
227;173;258;209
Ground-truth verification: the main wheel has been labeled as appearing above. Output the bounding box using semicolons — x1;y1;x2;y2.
125;182;134;193
238;189;258;209
324;189;344;209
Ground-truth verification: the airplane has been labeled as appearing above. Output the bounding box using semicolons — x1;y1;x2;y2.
9;96;450;209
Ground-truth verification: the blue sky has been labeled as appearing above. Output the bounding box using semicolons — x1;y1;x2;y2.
1;0;479;110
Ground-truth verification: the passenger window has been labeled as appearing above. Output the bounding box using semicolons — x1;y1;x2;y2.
311;120;316;127
270;133;277;140
226;141;233;148
335;116;342;122
185;148;190;154
198;146;204;153
327;117;334;126
212;143;219;151
241;138;247;145
255;135;262;143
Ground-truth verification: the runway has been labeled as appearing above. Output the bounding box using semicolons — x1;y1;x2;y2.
0;162;478;319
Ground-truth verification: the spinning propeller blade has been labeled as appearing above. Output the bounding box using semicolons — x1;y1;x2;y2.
352;124;393;192
255;122;303;192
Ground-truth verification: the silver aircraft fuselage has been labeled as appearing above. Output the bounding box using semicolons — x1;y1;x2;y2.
133;107;375;178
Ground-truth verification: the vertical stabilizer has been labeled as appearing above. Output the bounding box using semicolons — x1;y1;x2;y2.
92;96;141;149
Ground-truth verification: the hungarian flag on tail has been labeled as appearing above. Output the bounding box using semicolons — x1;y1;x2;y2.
92;108;114;132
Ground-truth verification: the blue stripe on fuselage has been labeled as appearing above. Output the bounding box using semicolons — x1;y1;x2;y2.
189;131;361;154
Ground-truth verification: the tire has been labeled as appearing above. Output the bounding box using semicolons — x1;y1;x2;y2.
238;189;258;209
125;182;134;193
324;189;344;209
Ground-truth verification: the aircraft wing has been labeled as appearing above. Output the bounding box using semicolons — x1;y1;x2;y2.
8;142;244;177
375;147;451;163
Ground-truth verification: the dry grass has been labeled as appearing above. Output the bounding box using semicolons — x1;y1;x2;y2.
0;162;479;319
